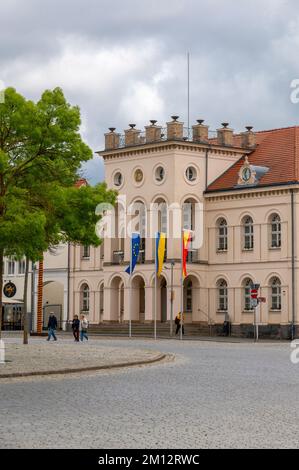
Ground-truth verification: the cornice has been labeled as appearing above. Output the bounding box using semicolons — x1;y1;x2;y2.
205;184;299;201
97;140;250;161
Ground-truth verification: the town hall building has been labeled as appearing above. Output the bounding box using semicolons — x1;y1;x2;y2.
68;117;299;338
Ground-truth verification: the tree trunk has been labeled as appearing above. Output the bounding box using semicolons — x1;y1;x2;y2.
37;256;44;335
0;249;3;339
22;257;30;344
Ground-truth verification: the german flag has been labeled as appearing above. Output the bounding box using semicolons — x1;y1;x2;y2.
182;230;192;279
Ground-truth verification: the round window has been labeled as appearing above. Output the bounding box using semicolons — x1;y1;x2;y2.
114;172;123;187
155;166;165;182
185;166;197;182
134;168;144;183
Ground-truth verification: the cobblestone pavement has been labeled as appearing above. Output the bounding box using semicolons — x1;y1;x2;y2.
0;337;298;449
0;336;163;377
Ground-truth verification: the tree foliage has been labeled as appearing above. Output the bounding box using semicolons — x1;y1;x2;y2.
0;87;116;338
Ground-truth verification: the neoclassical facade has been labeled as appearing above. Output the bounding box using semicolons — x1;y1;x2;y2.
69;119;299;337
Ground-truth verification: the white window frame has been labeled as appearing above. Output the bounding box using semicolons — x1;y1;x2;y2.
18;260;26;274
270;277;281;311
82;245;90;259
81;284;90;312
243;216;254;250
270;214;281;249
8;259;15;275
243;278;253;311
217;279;228;312
217;218;228;251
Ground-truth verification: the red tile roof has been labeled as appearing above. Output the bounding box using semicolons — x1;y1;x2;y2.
74;178;88;188
206;126;299;192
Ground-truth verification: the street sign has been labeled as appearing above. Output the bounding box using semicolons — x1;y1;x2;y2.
250;283;260;299
258;297;266;303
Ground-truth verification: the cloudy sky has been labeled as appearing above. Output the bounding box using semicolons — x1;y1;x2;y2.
1;0;299;183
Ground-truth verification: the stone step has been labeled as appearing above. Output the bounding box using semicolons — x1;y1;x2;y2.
88;322;213;337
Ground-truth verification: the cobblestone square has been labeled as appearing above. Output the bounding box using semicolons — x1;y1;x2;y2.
0;337;298;449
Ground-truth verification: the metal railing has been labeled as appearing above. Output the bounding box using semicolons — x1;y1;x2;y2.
118;128;218;149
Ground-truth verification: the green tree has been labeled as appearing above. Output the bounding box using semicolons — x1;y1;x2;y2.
0;86;115;340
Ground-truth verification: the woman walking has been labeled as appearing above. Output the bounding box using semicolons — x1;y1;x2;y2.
80;314;89;342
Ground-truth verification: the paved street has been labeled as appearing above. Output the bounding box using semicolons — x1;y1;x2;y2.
0;336;163;377
0;338;298;449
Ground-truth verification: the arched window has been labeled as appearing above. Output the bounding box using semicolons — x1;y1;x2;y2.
270;277;281;310
243;216;254;250
217;218;228;251
81;284;90;312
217;279;228;311
243;278;253;311
270;214;281;248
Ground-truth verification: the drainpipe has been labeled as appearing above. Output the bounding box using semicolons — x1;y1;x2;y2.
67;242;71;326
31;262;36;332
291;189;296;340
205;148;209;190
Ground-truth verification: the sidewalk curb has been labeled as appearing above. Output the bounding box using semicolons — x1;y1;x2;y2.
0;353;167;379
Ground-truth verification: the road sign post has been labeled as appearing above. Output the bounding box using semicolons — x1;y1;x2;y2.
250;283;260;342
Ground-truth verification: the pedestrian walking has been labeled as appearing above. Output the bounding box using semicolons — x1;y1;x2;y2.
72;315;80;342
175;312;185;336
47;312;58;341
80;314;89;342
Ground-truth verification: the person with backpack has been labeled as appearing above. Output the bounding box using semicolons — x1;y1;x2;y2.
80;314;89;342
71;315;80;342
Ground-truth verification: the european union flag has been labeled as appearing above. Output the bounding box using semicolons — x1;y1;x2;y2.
125;233;140;274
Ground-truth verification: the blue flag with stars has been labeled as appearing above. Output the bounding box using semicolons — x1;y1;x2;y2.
125;233;140;274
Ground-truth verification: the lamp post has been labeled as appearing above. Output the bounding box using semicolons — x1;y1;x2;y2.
165;260;175;337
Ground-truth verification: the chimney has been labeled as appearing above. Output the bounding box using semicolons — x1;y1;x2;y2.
124;124;141;146
145;120;162;143
192;119;209;143
104;128;120;150
167;115;184;140
217;122;234;146
241;126;256;149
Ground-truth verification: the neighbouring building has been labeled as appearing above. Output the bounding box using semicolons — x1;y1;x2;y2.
1;245;69;330
68;117;299;338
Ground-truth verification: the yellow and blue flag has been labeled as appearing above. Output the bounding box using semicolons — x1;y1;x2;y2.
125;233;140;274
156;232;166;277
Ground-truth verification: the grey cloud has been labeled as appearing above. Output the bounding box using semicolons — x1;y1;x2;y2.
1;0;299;184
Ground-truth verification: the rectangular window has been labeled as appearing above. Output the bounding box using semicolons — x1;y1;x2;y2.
271;225;281;248
244;226;254;249
82;246;90;259
18;260;26;274
218;227;227;250
244;286;252;310
271;286;281;310
8;260;15;275
219;287;228;311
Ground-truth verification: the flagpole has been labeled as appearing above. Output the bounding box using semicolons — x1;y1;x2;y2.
129;236;132;338
154;233;157;340
180;229;184;341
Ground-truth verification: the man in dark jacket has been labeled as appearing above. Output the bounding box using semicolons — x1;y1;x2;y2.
47;313;58;341
71;315;80;342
